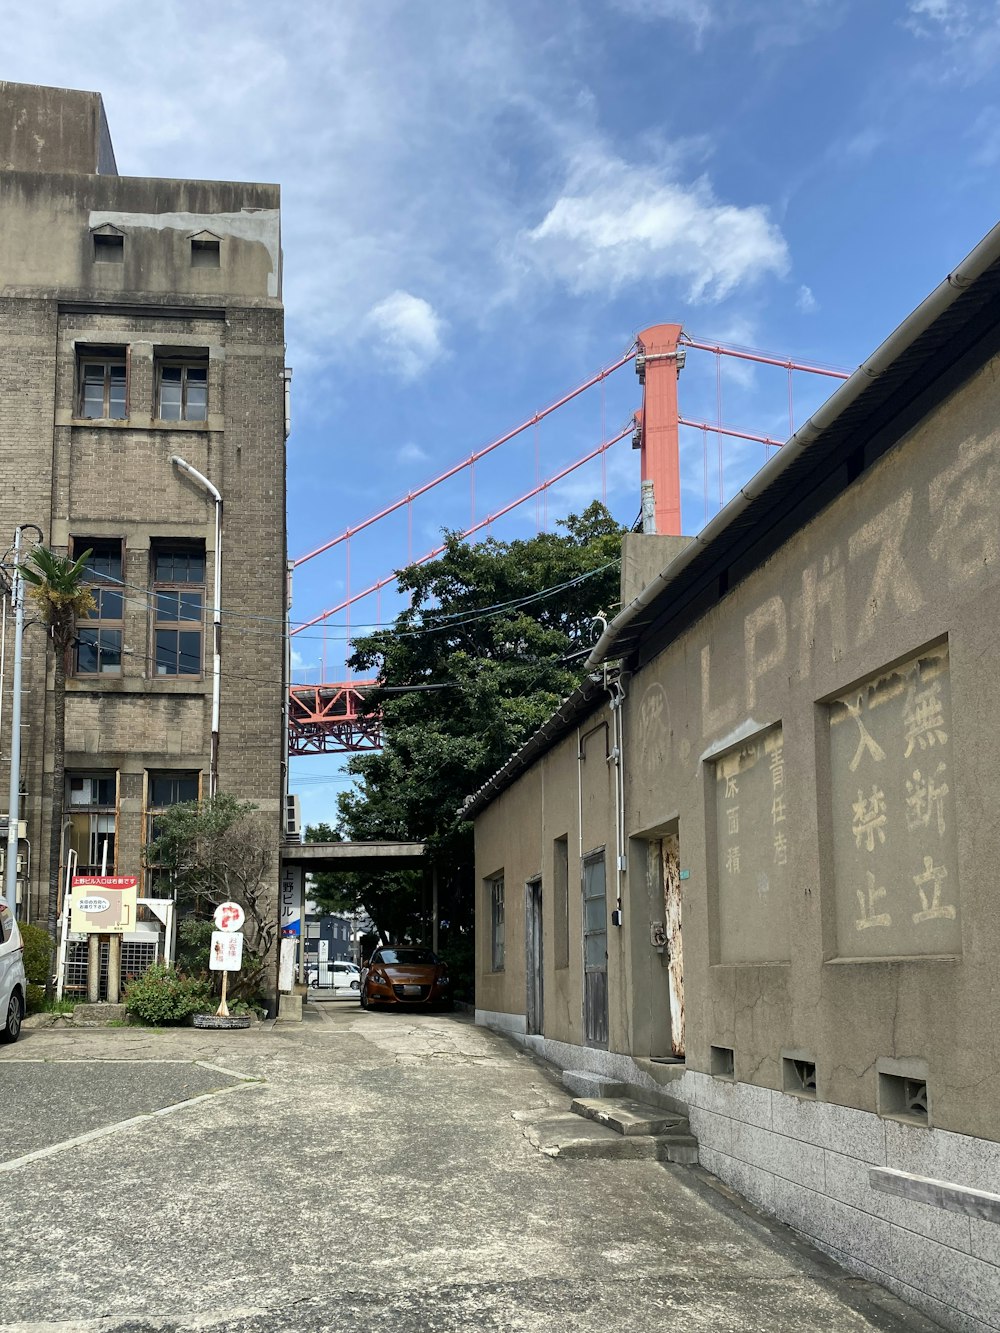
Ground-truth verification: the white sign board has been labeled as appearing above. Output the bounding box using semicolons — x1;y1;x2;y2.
318;939;329;962
278;936;297;993
209;931;244;972
213;900;245;933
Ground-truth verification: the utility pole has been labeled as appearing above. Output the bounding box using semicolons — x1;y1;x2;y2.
4;525;42;916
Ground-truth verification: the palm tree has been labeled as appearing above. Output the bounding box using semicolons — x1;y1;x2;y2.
19;547;94;993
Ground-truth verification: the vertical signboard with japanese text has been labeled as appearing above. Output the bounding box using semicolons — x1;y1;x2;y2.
829;642;960;958
279;863;303;938
714;724;790;963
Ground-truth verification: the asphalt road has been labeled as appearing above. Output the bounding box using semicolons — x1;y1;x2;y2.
0;1006;939;1332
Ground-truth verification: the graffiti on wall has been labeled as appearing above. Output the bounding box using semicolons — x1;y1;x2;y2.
714;724;790;963
828;643;959;957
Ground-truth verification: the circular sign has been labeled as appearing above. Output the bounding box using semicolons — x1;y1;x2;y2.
213;901;245;933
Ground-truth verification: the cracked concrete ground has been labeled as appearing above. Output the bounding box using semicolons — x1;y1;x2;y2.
0;1003;940;1332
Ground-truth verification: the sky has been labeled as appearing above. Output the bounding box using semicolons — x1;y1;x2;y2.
5;0;1000;826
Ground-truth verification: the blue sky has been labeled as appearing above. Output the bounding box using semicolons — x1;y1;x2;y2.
7;0;1000;825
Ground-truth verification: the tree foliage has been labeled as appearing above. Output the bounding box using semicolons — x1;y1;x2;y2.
326;503;625;946
19;545;96;994
144;793;275;1000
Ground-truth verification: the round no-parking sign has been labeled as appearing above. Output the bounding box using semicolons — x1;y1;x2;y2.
213;901;245;932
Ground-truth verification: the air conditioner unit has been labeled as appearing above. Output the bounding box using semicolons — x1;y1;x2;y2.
284;794;301;841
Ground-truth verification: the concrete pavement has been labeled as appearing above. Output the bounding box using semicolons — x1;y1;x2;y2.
0;1006;940;1331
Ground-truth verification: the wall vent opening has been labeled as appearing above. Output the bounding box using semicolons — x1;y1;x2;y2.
93;232;124;263
710;1044;735;1079
878;1072;929;1125
191;237;221;267
782;1057;817;1098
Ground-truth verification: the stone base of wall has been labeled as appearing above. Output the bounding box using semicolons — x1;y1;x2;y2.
477;1013;1000;1333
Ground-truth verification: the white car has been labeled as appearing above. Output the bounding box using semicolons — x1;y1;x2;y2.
0;901;27;1043
309;960;361;994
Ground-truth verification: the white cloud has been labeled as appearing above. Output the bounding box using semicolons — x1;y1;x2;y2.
610;0;715;36
363;292;446;382
905;0;972;37
396;441;430;465
524;150;789;302
796;284;818;313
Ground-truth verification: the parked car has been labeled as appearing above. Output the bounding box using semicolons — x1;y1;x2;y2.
309;960;361;994
0;901;27;1043
360;947;451;1010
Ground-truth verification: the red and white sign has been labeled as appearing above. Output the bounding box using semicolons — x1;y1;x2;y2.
209;930;244;972
213;901;245;933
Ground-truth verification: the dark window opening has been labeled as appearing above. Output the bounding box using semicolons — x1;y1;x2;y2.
146;769;201;844
151;543;204;677
191;237;221;267
879;1072;929;1125
783;1057;817;1098
711;1045;735;1079
489;875;505;972
72;538;124;676
93;232;124;263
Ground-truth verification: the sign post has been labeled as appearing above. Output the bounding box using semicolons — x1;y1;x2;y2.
211;901;245;1017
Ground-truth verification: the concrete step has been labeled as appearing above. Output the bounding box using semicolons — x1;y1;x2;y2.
561;1069;628;1099
570;1095;688;1138
512;1108;670;1161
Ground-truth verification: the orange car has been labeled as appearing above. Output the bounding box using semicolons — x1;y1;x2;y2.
360;947;452;1010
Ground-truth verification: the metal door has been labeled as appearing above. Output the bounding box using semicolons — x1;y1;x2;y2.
582;852;608;1048
525;879;543;1035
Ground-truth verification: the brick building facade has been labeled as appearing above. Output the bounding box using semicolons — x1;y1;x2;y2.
0;83;287;950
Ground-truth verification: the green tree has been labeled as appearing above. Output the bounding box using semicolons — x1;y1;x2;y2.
334;502;625;946
19;546;94;993
144;793;276;1002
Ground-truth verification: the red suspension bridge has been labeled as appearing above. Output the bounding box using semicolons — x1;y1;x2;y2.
287;325;848;755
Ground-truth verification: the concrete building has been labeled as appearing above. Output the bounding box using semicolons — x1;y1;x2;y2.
0;82;288;985
465;222;1000;1332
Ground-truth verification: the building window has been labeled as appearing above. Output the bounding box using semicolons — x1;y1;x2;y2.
144;770;201;893
191;237;221;267
152;543;205;677
68;773;117;874
72;538;123;676
145;771;200;843
93;231;124;263
489;874;505;972
554;836;569;969
77;348;127;420
156;354;208;422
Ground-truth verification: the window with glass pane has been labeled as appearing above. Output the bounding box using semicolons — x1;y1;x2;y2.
152;543;204;677
490;875;505;971
157;360;208;422
78;355;126;419
73;539;124;676
146;770;200;843
67;772;117;874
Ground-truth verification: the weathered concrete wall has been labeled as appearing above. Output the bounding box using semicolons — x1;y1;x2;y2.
0;87;285;955
0;82;117;174
474;337;1000;1333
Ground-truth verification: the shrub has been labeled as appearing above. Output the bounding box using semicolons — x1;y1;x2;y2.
19;922;54;1014
123;963;212;1026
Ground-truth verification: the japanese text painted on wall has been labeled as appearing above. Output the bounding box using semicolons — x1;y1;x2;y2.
714;724;790;963
828;642;960;958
